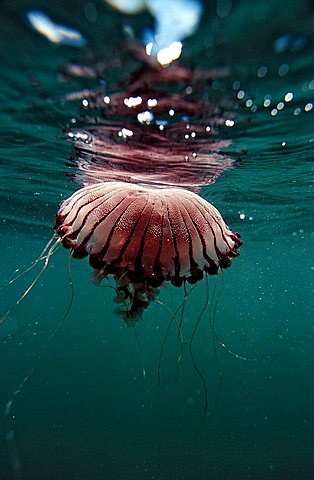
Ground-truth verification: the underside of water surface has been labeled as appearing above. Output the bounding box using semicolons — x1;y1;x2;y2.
0;1;313;479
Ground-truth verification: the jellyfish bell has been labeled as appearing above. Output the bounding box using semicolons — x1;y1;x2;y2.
54;181;241;320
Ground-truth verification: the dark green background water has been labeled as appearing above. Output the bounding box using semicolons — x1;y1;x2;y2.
0;1;313;479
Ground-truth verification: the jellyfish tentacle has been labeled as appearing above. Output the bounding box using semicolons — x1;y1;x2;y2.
0;237;61;325
4;250;75;480
157;284;196;384
205;270;251;361
204;273;223;419
1;234;58;289
188;280;211;413
175;281;191;381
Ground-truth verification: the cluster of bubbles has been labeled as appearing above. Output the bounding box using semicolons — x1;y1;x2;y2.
233;77;314;119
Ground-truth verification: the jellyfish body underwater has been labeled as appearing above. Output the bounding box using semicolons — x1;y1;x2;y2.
55;181;241;318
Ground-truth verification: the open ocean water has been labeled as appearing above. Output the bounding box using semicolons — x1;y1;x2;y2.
0;1;313;479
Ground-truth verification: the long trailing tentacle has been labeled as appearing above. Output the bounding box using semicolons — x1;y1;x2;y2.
1;234;57;289
204;269;314;372
155;299;177;384
176;282;188;381
188;279;211;413
205;269;252;361
204;272;224;418
0;237;61;326
209;270;314;362
156;284;197;384
4;250;75;480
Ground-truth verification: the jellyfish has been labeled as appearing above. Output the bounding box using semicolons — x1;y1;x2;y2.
54;181;241;319
1;23;240;326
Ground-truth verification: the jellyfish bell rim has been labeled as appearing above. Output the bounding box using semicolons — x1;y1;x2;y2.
55;181;242;308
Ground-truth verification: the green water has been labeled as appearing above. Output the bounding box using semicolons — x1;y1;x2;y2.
0;1;313;479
